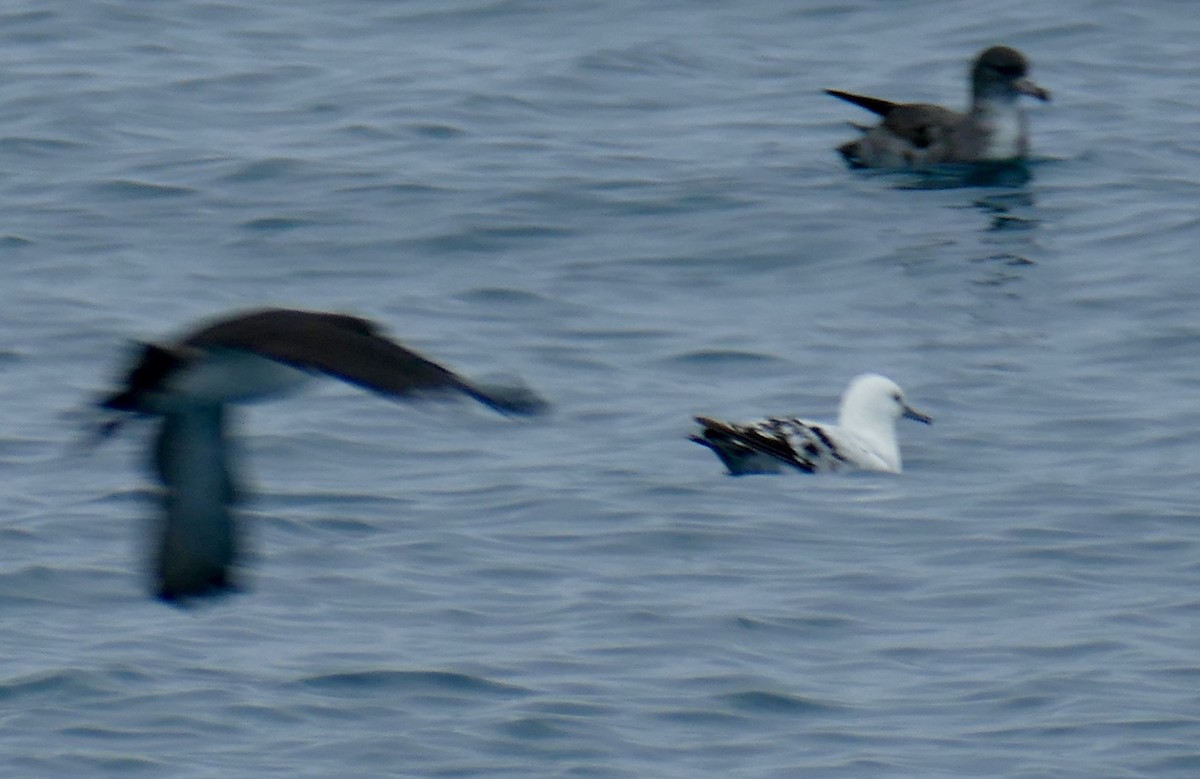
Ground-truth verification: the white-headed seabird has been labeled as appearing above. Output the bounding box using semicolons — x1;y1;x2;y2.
826;46;1050;169
691;373;931;475
96;307;546;602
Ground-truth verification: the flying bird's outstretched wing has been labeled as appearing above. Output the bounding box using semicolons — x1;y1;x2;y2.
185;309;545;416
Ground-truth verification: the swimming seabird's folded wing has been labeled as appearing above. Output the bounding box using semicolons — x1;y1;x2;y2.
692;416;856;475
824;89;898;118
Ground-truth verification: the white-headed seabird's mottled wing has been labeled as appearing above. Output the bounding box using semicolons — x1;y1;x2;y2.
692;416;857;475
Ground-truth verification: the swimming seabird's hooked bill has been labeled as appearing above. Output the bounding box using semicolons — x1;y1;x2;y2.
690;373;931;476
95;307;547;602
826;46;1050;169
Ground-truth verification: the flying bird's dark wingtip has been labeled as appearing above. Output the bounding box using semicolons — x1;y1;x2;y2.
155;583;241;606
154;566;243;604
470;382;550;417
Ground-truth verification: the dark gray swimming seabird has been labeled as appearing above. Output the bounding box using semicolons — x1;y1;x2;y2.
690;374;931;476
826;46;1050;169
96;307;546;602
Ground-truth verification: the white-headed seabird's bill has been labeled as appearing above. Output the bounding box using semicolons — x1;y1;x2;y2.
826;46;1050;169
691;373;931;475
96;307;546;602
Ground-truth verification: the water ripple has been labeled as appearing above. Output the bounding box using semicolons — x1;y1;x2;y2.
91;179;195;199
297;669;529;698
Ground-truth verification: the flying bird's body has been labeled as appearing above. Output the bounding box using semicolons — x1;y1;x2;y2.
98;308;544;601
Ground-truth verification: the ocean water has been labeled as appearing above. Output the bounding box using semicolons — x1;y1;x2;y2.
3;0;1200;776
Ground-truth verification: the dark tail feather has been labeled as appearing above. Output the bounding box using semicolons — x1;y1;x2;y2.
690;420;779;476
690;418;735;453
835;140;868;169
689;430;744;475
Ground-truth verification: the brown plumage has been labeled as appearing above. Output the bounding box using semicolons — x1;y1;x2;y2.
826;46;1050;168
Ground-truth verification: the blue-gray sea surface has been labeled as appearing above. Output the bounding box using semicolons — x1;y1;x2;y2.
3;1;1200;776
